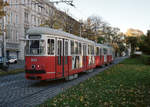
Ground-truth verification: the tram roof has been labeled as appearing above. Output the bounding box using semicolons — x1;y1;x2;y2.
27;27;95;44
96;43;114;49
96;43;104;47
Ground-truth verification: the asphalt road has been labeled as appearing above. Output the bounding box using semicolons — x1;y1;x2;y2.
0;57;127;107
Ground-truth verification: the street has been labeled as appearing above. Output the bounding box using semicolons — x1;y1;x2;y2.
0;57;127;107
8;60;25;71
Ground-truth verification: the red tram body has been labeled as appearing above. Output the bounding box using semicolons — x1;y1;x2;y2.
25;27;114;80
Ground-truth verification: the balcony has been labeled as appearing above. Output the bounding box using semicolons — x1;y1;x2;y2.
6;42;20;51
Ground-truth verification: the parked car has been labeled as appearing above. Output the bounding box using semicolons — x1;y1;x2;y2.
8;56;17;64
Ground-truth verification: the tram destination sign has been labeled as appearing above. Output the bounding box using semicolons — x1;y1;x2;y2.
29;35;41;39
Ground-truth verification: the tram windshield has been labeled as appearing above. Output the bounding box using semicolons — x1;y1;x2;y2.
26;40;45;55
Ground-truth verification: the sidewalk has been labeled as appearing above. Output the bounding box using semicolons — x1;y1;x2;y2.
8;60;25;71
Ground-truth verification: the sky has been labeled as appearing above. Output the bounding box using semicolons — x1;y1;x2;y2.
53;0;150;34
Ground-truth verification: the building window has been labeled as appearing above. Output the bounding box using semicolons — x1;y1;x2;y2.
22;0;24;4
24;12;29;24
34;16;36;25
10;0;12;7
24;27;29;35
31;15;34;25
16;14;18;24
10;12;13;24
11;30;13;40
16;31;18;41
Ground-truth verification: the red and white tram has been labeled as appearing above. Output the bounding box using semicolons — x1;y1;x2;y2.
95;44;114;67
25;27;114;80
95;44;104;67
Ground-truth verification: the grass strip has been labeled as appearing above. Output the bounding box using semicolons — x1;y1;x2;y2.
0;68;24;76
38;55;150;107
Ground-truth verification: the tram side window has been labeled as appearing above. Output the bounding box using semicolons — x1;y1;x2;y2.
100;48;102;55
103;48;107;55
75;41;78;55
96;47;99;56
47;39;54;55
91;45;94;55
71;41;74;55
88;45;90;55
83;45;86;56
79;43;82;55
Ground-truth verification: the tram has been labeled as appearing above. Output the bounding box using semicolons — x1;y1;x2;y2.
25;27;114;80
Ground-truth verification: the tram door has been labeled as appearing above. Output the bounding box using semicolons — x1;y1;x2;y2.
64;40;69;77
56;39;69;78
83;44;87;68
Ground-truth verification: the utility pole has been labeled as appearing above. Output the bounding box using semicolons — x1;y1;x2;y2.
2;15;6;66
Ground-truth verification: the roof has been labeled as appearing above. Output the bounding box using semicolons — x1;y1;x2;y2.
27;27;95;44
96;43;114;49
96;43;104;47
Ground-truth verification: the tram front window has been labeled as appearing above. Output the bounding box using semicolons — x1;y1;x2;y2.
26;40;45;55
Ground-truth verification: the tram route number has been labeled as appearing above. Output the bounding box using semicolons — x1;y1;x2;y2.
31;58;37;62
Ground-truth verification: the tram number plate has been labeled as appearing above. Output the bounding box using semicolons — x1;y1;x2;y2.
31;58;37;62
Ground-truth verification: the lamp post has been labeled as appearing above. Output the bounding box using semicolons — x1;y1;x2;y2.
2;15;6;66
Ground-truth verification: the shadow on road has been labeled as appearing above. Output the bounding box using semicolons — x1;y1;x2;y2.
30;79;66;87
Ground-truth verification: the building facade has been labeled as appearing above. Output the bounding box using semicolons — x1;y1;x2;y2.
1;0;81;60
1;0;56;60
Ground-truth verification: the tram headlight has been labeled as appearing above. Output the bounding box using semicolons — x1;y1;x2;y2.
31;65;36;69
37;65;40;68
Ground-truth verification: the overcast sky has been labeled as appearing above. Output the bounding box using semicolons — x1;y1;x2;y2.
54;0;150;33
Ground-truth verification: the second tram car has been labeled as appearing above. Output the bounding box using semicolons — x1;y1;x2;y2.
25;27;114;80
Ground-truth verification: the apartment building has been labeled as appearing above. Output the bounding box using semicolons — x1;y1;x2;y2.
1;0;81;60
2;0;56;60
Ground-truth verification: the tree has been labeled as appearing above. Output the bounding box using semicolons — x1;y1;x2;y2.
125;28;144;54
97;36;105;44
126;36;138;54
126;28;144;37
138;30;150;54
40;9;62;29
0;0;8;34
0;0;8;18
81;16;108;41
40;9;81;36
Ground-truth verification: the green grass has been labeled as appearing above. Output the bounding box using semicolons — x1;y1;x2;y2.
38;55;150;107
0;68;24;76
